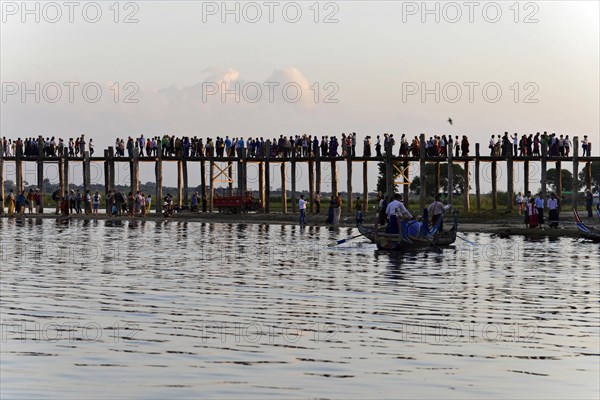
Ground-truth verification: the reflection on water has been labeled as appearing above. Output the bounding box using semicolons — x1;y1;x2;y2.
1;218;599;399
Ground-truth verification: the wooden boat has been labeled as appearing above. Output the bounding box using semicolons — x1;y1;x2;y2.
358;210;458;251
573;206;600;242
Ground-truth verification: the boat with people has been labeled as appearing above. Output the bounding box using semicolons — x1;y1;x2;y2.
358;208;458;251
573;204;600;242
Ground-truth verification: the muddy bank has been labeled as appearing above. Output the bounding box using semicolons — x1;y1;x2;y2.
3;209;595;240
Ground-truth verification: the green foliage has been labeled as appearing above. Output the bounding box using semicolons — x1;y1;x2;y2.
410;163;468;197
577;161;599;194
546;168;574;193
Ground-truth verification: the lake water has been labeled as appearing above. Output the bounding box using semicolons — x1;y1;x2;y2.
1;218;599;399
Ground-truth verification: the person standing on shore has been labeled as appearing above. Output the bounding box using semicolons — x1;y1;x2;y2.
128;192;135;217
584;189;593;218
332;194;342;226
314;191;321;214
7;189;15;216
516;192;524;216
299;195;308;226
76;190;82;213
535;193;545;227
191;192;199;212
548;193;559;228
92;191;101;215
84;190;92;214
526;198;539;228
354;196;363;224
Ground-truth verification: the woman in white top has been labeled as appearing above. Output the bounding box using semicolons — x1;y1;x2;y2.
516;192;524;216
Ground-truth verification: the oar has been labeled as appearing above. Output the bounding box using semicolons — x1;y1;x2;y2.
328;234;363;247
456;234;477;246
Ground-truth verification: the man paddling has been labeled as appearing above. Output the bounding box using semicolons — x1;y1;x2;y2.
385;193;412;234
428;194;445;231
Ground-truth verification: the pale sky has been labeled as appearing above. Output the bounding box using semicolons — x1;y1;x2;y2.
1;1;598;192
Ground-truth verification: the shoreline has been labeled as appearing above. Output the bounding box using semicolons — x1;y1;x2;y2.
2;210;595;240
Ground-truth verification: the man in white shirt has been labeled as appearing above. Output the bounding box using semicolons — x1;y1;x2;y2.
428;194;445;231
299;195;308;226
547;193;559;228
386;194;413;219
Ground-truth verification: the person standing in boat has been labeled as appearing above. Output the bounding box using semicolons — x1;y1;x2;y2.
385;193;412;234
428;194;445;231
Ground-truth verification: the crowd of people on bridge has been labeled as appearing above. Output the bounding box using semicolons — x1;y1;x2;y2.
488;132;592;158
1;135;95;158
2;131;593;161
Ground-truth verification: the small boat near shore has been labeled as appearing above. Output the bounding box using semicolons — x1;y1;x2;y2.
573;205;600;242
358;210;458;251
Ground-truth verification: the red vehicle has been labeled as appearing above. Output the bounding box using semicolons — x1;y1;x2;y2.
213;191;260;213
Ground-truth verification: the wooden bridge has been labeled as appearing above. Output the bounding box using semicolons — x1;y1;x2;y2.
1;134;597;214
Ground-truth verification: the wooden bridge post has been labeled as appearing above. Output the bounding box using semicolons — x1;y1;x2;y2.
228;162;233;196
523;160;530;195
104;149;110;214
281;161;287;213
585;161;592;191
556;160;562;211
15;147;23;192
402;161;409;205
346;157;352;213
58;156;65;203
507;151;514;212
264;141;271;213
385;151;393;196
63;156;69;193
463;161;470;212
291;151;297;213
419;134;426;211
447;149;453;204
177;159;183;208
541;143;548;206
155;141;163;214
108;147;115;191
209;158;215;212
491;160;497;211
83;151;91;194
572;137;579;208
331;159;338;197
315;153;321;200
435;161;441;197
308;159;315;213
200;157;206;212
475;143;481;211
258;161;265;211
0;148;4;214
37;144;44;212
363;161;369;212
182;159;189;206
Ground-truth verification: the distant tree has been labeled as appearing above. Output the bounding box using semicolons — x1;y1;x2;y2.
376;161;402;194
410;163;467;197
578;161;600;194
546;168;573;193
